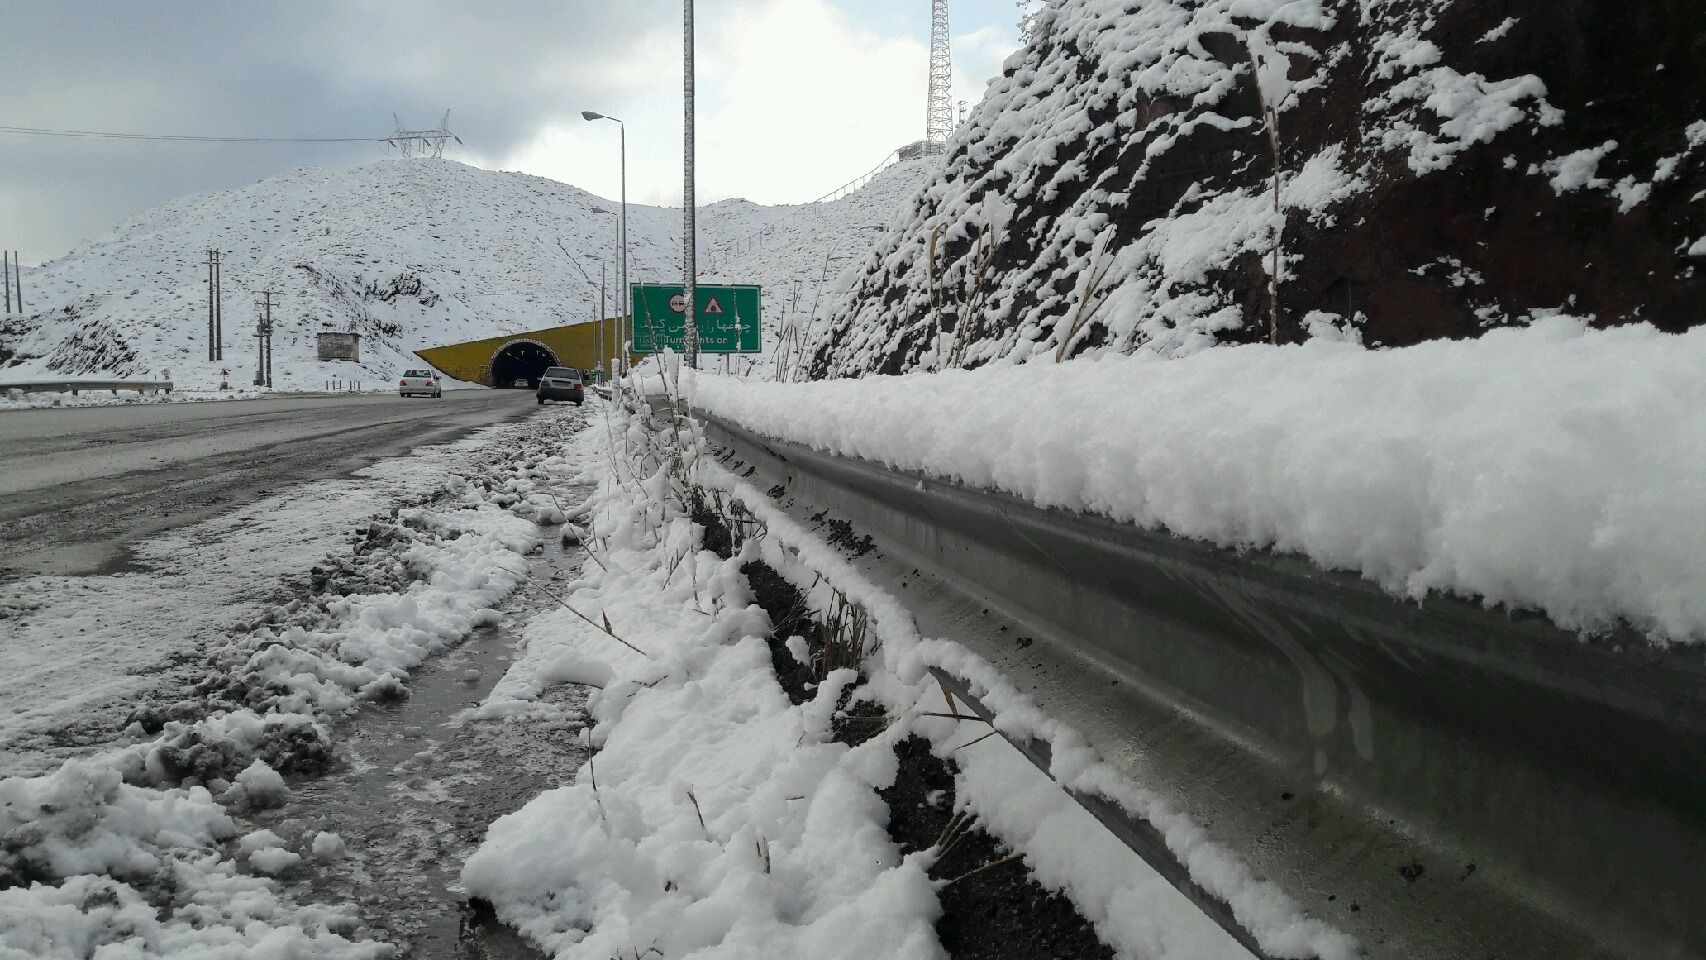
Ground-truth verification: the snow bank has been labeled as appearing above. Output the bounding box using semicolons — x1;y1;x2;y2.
463;414;944;959
690;319;1706;641
465;403;1331;958
0;409;586;957
701;458;1350;960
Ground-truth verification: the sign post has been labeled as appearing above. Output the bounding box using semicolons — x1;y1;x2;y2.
631;284;761;354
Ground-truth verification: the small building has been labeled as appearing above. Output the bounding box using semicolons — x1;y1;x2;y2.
317;331;362;361
415;319;634;388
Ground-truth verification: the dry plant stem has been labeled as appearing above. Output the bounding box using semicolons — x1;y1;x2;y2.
687;789;708;832
930;812;980;876
937;678;962;720
917;711;991;725
1246;45;1283;345
525;574;654;660
578;543;609;571
589;750;606;822
950;730;1000;753
1053;247;1116;362
939;853;1025;889
535;481;571;520
932;810;972;852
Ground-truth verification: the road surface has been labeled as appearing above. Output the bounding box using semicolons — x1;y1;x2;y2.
0;390;538;580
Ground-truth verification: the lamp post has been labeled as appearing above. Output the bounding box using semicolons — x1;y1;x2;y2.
581;111;628;377
682;0;700;369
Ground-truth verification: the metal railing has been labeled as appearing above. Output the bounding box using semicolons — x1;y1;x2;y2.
1;379;173;397
691;405;1706;960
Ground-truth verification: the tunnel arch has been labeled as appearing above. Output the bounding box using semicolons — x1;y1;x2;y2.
489;339;559;388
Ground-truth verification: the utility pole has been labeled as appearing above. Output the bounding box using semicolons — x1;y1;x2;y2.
10;252;20;313
205;250;220;361
600;262;608;379
214;250;224;360
255;290;275;387
264;305;274;387
683;0;700;368
3;251;11;313
580;111;629;377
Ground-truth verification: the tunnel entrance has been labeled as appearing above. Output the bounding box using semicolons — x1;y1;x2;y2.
489;340;559;389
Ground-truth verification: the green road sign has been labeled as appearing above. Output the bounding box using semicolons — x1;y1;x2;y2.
630;284;762;354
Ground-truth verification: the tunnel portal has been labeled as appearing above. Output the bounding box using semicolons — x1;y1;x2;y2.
489;340;559;389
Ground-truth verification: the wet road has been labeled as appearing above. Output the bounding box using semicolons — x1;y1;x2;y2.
251;534;583;960
0;390;539;579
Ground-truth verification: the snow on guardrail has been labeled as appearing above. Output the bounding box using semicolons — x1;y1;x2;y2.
0;379;173;396
685;317;1706;643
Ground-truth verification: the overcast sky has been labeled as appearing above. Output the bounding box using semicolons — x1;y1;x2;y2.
0;0;1021;264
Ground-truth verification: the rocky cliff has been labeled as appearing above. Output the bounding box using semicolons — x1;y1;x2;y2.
811;0;1706;376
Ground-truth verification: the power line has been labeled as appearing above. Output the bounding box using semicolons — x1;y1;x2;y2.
0;124;386;144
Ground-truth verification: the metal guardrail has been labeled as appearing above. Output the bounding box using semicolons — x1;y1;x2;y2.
691;406;1706;960
1;379;173;397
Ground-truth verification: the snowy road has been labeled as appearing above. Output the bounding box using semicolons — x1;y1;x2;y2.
0;392;552;778
0;390;535;579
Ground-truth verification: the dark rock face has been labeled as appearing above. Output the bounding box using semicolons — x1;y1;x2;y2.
810;0;1706;378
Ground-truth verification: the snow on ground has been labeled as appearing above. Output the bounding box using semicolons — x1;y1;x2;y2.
0;386;265;410
0;409;586;958
701;156;937;380
0;383;434;411
0;153;932;392
687;318;1706;643
461;401;1335;959
0;413;539;777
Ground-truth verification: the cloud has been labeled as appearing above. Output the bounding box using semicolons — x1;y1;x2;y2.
0;0;1018;262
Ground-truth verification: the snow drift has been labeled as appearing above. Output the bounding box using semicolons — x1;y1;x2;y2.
692;318;1706;642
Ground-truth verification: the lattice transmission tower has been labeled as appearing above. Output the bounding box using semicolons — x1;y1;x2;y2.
386;110;462;158
925;0;953;154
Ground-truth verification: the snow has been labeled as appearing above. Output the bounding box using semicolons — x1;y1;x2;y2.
0;409;587;957
310;832;346;860
700;458;1350;960
1542;140;1617;192
0;413;553;777
224;761;291;811
0;155;933;392
462;415;946;959
688;318;1706;642
463;402;1335;959
818;0;1582;371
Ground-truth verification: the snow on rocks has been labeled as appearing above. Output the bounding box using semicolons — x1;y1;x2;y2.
689;319;1706;643
814;0;1706;374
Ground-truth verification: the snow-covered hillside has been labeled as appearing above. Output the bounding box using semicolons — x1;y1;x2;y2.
0;155;932;390
812;0;1706;376
702;156;937;376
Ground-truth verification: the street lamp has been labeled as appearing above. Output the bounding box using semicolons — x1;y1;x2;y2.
581;111;628;378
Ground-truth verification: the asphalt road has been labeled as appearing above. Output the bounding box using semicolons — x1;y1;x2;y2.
0;390;541;580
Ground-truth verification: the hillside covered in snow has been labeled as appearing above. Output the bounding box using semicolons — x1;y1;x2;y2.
0;155;932;391
811;0;1706;376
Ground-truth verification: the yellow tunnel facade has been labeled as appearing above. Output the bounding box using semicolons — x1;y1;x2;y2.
414;320;637;388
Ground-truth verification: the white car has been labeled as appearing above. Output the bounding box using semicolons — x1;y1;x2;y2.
398;369;442;398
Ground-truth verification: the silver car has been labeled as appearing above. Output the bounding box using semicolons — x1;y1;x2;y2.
398;369;442;398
